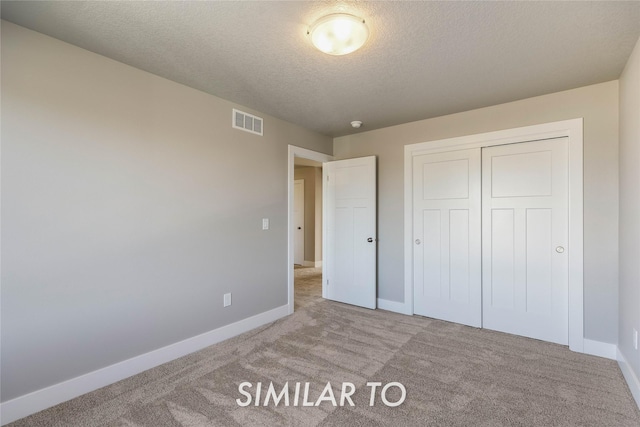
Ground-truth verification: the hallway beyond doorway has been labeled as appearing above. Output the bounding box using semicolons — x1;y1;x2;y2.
294;266;322;310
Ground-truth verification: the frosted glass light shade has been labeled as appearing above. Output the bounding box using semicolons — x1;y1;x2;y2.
309;13;369;56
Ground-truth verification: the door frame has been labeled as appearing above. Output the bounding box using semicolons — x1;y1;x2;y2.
287;145;333;314
404;118;584;352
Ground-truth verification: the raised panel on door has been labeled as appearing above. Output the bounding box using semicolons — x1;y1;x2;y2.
413;148;481;327
324;156;376;309
482;138;569;344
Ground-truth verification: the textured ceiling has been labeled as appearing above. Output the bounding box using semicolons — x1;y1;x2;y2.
2;1;639;137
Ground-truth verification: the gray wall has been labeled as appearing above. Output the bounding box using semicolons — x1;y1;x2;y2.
294;166;322;263
619;37;640;383
0;22;332;402
334;81;620;344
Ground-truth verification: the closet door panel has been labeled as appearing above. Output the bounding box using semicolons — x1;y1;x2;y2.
482;138;569;345
413;149;481;327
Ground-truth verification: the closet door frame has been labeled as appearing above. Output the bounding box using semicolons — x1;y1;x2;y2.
403;118;584;353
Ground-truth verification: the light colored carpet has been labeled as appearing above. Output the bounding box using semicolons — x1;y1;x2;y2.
8;267;640;426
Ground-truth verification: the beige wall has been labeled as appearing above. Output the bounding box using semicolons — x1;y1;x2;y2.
619;36;640;384
335;81;619;344
294;166;322;263
314;167;323;262
0;22;332;402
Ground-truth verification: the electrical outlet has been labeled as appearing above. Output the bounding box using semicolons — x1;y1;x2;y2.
634;328;638;350
262;218;269;230
224;293;232;307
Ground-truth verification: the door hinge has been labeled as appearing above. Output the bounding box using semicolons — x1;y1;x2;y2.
326;279;329;286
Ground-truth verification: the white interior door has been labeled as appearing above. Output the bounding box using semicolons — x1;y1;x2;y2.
293;179;304;265
413;149;482;327
482;138;569;344
324;156;376;309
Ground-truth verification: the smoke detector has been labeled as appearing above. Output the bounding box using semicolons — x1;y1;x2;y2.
351;121;363;128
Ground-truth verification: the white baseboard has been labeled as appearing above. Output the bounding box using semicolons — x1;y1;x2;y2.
583;339;617;360
0;304;289;426
377;298;412;315
302;260;322;268
618;347;640;409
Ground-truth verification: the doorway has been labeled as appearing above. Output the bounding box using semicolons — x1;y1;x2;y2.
287;146;333;314
404;119;584;352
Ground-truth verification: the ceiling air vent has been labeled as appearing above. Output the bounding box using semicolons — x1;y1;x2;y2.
233;109;263;136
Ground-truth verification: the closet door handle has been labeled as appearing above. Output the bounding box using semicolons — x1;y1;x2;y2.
415;239;421;245
555;246;565;253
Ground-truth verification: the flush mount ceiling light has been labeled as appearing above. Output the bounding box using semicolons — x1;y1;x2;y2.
308;13;369;56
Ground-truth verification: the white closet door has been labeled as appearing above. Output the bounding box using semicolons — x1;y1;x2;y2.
324;156;377;309
413;149;482;327
482;138;569;344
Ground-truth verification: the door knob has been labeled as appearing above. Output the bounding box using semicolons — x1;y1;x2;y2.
555;246;565;253
415;239;421;245
367;237;374;243
297;227;302;230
